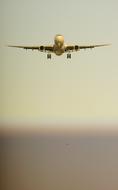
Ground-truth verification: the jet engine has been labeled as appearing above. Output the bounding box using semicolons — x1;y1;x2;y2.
40;46;44;51
75;45;79;51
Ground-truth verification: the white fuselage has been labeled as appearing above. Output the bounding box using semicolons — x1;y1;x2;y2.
53;34;65;56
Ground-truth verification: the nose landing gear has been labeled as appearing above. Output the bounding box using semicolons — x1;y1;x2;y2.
67;53;71;59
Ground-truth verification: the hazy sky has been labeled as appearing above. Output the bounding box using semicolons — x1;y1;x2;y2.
1;0;118;126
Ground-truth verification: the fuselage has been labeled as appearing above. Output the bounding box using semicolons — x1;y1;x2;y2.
53;34;65;56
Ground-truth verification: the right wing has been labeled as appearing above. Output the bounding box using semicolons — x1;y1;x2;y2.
65;44;110;52
8;45;54;52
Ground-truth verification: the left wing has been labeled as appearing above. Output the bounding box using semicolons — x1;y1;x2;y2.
65;44;110;52
8;45;54;52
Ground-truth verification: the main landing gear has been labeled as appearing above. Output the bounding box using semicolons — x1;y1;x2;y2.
67;53;71;59
47;54;51;59
47;53;71;59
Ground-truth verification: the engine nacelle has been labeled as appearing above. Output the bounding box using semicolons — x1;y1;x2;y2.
75;45;79;51
40;46;44;51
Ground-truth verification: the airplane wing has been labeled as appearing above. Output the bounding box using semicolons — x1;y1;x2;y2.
8;45;54;52
65;44;110;52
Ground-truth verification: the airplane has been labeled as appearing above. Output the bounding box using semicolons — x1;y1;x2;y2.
8;34;110;59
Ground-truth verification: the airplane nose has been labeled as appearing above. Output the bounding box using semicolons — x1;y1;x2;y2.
58;42;61;47
54;35;64;47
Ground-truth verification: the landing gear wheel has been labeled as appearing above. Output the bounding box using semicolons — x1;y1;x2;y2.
47;54;51;59
67;53;71;59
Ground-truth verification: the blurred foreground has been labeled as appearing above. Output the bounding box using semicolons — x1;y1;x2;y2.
1;125;118;190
